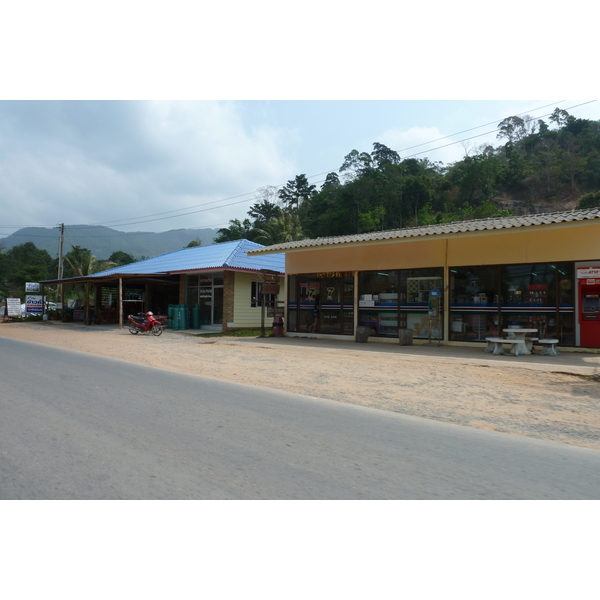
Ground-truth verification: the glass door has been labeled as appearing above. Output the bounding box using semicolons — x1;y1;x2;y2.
213;286;223;325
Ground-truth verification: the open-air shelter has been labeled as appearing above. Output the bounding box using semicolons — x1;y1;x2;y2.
41;239;285;330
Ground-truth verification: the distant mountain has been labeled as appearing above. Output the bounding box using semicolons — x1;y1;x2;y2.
0;225;219;259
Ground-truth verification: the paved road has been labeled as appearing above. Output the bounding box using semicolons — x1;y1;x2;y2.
1;337;600;499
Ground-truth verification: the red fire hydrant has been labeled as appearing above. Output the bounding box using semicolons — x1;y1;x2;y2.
273;315;284;337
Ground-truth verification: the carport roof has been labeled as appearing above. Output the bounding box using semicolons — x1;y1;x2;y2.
41;239;285;285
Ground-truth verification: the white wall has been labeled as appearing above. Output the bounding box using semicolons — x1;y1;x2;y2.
231;272;284;328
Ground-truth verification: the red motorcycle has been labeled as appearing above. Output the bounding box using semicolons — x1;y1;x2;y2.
127;311;163;336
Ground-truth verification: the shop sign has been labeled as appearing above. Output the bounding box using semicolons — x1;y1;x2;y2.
267;307;285;317
6;298;21;317
26;295;43;314
577;267;600;279
262;283;280;294
428;289;441;316
315;272;352;278
25;282;40;292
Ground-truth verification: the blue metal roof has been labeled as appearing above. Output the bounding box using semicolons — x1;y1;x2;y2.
88;239;285;279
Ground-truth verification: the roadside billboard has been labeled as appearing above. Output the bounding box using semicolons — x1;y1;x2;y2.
26;295;44;315
6;298;21;317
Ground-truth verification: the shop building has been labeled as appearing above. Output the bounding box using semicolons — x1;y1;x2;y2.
42;239;285;330
247;207;600;349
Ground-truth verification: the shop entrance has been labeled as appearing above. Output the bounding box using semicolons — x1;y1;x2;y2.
188;273;224;327
290;272;354;335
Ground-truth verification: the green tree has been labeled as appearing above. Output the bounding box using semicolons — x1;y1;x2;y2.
371;142;400;169
247;198;281;227
108;250;136;265
577;191;600;209
2;242;56;296
358;205;386;232
549;108;570;129
213;219;254;243
320;172;340;191
339;149;373;179
253;210;305;245
278;175;317;211
497;116;527;144
63;245;115;277
63;245;95;277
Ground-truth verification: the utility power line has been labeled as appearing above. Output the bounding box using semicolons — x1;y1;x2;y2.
0;100;596;236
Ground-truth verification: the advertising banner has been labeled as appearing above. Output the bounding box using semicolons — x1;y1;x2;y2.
6;298;21;317
26;282;41;292
26;295;44;315
577;267;600;279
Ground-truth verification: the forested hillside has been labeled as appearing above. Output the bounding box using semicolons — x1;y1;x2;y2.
216;108;600;244
1;226;218;259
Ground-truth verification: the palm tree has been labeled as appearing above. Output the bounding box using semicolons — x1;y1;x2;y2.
252;210;306;246
62;246;116;315
64;245;115;277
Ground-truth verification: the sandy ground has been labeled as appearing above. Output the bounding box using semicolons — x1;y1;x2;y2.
2;321;600;450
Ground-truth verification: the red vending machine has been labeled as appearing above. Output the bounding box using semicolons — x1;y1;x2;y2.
577;267;600;348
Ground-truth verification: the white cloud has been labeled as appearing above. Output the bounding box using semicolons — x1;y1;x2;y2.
377;125;492;167
0;101;296;235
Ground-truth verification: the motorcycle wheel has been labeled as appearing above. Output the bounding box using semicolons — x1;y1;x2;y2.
151;324;163;336
128;326;139;334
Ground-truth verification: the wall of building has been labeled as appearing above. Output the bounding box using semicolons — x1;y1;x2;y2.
285;220;600;274
230;272;285;329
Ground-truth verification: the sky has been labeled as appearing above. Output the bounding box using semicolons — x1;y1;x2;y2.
1;3;597;248
2;99;599;242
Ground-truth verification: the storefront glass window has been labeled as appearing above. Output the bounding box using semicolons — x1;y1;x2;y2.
557;263;575;345
287;275;297;332
400;268;444;339
289;273;353;334
500;263;570;341
449;262;575;345
450;266;499;341
186;274;223;326
358;270;399;337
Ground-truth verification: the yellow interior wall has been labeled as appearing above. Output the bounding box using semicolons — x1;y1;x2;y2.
286;221;600;273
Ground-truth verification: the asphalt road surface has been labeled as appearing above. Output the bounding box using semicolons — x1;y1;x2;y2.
2;337;600;499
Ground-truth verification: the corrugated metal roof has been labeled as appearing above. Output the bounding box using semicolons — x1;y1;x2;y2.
247;207;600;254
42;240;284;284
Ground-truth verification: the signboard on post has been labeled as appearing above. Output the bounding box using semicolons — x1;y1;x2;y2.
6;298;21;318
427;289;442;346
262;283;280;295
428;289;440;316
26;295;43;315
26;282;41;293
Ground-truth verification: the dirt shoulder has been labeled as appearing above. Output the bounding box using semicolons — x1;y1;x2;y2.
3;321;600;450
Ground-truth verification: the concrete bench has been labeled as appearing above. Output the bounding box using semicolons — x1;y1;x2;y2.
485;337;524;356
538;338;560;356
525;337;539;353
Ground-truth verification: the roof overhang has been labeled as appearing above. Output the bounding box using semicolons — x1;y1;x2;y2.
41;272;169;285
247;208;600;256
